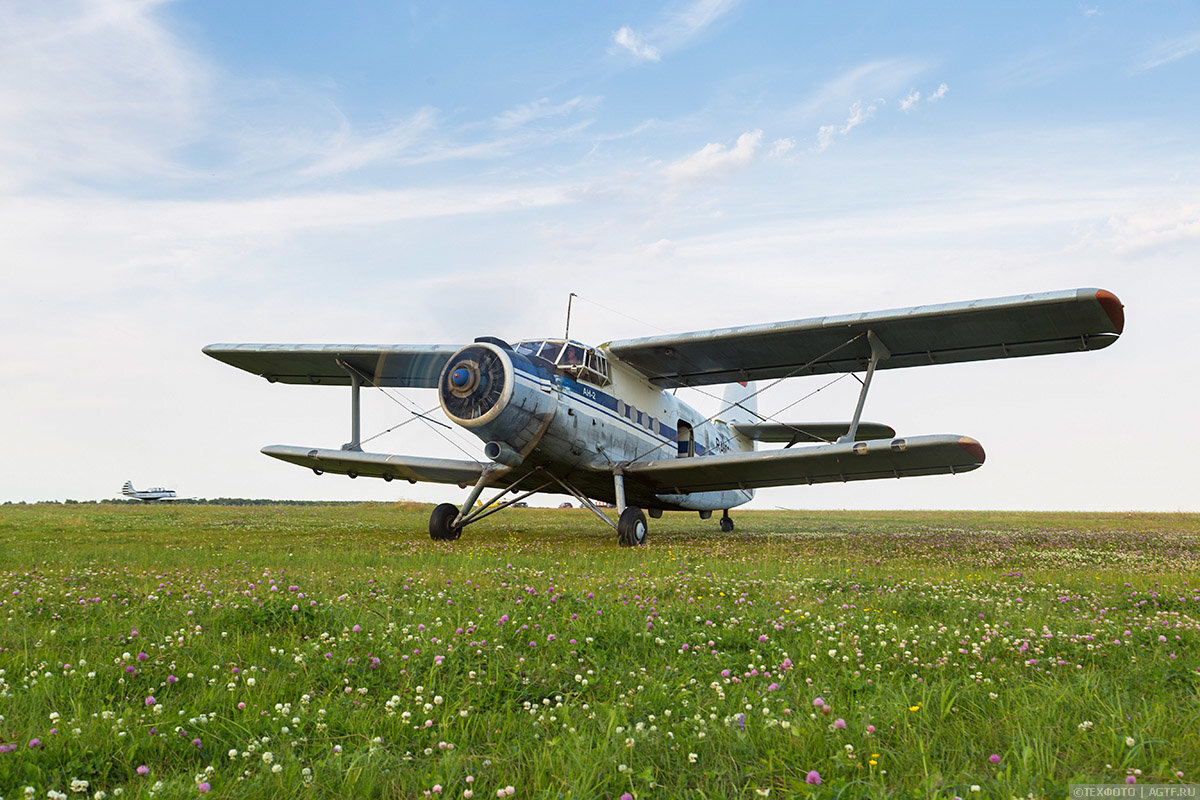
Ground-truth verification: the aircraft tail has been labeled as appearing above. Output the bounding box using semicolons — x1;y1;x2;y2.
122;481;135;496
721;381;759;453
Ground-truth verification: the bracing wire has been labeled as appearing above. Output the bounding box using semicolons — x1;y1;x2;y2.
624;332;867;465
337;362;482;462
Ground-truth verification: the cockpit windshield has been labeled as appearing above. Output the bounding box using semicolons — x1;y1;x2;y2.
515;339;611;386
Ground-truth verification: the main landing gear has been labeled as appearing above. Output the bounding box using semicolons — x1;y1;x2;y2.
617;507;647;547
429;503;462;541
425;466;734;547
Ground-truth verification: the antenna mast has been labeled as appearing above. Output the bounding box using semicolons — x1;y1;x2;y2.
564;292;577;340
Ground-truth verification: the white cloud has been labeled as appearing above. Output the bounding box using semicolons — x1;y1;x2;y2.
612;0;743;62
612;26;661;61
1102;203;1200;255
663;129;763;182
297;108;439;178
0;0;208;190
493;96;599;129
798;59;928;117
1133;30;1200;73
900;90;921;112
769;138;795;157
814;101;881;151
928;82;949;102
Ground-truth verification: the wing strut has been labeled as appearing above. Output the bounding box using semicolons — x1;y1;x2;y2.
839;330;890;443
337;360;363;451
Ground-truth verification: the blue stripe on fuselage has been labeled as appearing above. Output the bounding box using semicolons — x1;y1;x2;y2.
511;360;707;455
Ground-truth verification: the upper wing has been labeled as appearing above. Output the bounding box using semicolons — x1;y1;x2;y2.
203;343;462;387
730;421;895;445
261;445;486;486
623;434;984;494
605;288;1123;387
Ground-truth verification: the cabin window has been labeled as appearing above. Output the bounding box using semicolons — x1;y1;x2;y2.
512;339;611;386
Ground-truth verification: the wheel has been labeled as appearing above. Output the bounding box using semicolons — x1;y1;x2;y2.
617;507;648;547
719;514;734;533
429;503;462;541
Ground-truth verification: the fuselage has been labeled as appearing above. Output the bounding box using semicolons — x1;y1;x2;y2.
438;337;755;512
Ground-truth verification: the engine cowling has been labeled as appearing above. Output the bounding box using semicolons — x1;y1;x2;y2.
438;342;556;462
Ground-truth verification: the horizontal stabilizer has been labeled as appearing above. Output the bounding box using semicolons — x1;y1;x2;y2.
261;445;485;487
606;288;1123;387
624;434;984;494
203;344;462;388
730;421;895;445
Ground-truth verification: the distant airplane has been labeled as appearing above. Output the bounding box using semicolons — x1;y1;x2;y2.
205;288;1123;546
122;481;177;502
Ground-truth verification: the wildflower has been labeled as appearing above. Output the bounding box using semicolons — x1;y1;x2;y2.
833;718;846;729
197;784;210;794
137;766;150;776
621;795;633;800
805;770;822;785
28;738;41;748
988;754;1001;764
812;697;824;707
145;696;156;706
1125;737;1136;747
1126;776;1137;785
688;752;698;763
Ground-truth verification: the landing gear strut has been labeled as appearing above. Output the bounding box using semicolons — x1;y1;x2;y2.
720;510;734;533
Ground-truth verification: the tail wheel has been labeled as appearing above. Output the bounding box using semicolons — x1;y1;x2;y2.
720;512;734;533
430;503;463;541
617;507;648;547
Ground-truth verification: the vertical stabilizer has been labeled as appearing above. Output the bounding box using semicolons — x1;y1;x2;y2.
721;382;759;452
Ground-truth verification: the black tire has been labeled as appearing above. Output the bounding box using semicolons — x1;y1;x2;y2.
429;503;462;541
617;507;648;547
719;515;734;533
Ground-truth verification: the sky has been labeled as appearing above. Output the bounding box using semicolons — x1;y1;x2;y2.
2;0;1198;511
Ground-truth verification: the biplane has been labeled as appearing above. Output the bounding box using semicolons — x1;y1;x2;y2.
204;287;1123;546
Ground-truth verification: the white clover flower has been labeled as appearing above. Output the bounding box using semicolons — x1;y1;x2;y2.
1126;737;1136;747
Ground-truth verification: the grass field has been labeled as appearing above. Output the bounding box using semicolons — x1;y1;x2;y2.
1;503;1198;799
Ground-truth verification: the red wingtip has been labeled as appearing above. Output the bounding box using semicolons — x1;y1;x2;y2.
1095;289;1124;334
958;436;986;465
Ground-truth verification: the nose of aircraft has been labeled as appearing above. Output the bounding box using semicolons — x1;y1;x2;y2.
450;367;470;387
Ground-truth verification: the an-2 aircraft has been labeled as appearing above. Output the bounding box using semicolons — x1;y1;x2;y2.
205;287;1123;546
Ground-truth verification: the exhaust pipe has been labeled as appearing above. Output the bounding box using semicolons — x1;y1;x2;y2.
484;440;523;467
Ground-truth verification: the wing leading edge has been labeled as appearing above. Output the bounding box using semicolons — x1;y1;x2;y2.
605;288;1123;387
623;434;985;494
203;344;461;388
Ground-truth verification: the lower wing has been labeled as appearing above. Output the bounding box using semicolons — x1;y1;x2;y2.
623;434;985;494
260;445;486;487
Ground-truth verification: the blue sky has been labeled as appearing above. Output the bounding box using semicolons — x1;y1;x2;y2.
2;0;1198;510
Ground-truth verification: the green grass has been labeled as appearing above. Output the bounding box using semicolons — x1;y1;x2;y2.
1;504;1198;798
